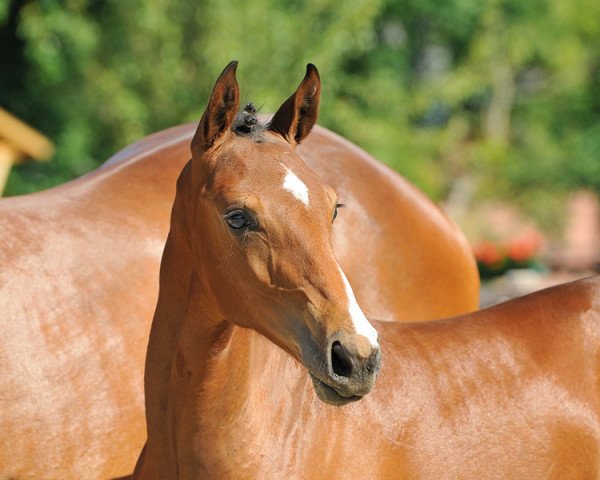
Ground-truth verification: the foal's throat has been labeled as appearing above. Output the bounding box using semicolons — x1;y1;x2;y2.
173;271;311;414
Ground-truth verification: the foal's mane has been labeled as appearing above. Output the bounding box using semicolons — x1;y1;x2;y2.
232;102;268;141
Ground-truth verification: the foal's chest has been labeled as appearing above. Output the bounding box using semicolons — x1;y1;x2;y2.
182;398;375;480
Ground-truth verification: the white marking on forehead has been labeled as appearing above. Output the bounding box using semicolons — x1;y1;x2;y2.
338;265;379;347
282;166;309;206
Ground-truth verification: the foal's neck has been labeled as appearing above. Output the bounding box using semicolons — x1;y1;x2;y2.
143;208;301;475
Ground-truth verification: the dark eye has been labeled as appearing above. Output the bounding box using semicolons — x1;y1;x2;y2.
332;203;344;223
225;210;251;230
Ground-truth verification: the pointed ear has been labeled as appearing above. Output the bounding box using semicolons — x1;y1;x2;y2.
191;61;240;157
268;64;321;146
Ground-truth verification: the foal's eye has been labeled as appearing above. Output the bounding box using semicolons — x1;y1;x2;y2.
332;203;344;223
225;210;251;230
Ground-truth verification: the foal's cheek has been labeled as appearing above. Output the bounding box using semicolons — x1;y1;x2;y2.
244;245;272;290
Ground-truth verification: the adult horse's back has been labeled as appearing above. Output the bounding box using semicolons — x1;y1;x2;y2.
0;71;478;477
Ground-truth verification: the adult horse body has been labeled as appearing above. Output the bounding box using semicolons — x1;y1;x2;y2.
135;63;600;479
0;71;477;477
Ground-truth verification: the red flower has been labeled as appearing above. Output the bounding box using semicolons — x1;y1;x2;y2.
473;241;503;266
506;230;543;263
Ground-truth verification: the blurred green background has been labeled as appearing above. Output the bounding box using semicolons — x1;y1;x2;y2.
1;0;600;237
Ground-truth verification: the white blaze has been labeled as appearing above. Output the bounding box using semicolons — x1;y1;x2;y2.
338;266;379;347
282;167;309;206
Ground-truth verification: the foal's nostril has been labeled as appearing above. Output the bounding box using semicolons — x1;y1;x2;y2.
366;347;381;375
331;341;354;378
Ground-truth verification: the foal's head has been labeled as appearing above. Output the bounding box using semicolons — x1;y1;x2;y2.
186;61;380;405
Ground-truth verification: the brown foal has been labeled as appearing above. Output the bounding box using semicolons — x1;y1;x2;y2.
0;62;479;479
0;62;479;478
134;62;600;479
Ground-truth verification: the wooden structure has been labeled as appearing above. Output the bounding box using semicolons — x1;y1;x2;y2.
0;108;54;194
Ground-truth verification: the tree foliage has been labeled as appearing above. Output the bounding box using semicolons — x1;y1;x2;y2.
2;0;599;227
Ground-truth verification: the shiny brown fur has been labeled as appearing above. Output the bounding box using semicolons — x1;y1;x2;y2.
135;63;600;480
0;64;478;478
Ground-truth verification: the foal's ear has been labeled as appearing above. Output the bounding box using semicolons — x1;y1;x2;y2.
268;64;321;147
191;61;240;157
